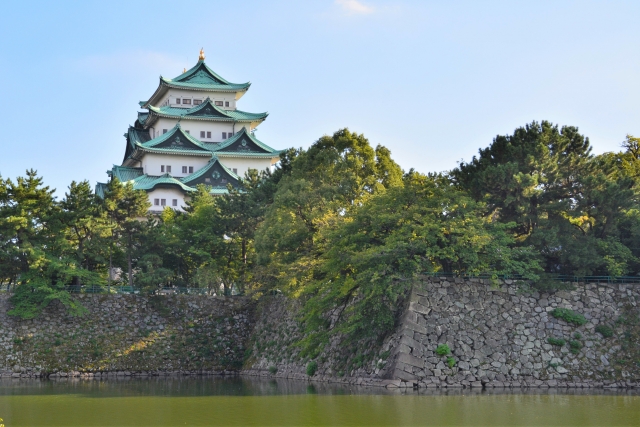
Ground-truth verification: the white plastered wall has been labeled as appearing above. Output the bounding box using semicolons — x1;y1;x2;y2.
216;157;277;178
155;89;240;109
141;153;211;177
147;187;188;212
154;118;252;143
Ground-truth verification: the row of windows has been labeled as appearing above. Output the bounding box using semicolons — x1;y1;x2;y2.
154;199;179;207
161;129;233;140
160;165;195;174
174;99;230;107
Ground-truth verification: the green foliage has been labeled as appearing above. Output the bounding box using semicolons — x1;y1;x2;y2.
568;340;583;354
306;361;318;376
547;337;566;347
380;350;390;360
268;366;278;375
596;324;614;338
447;357;456;368
453;122;640;277
550;308;587;326
436;344;451;356
573;332;582;339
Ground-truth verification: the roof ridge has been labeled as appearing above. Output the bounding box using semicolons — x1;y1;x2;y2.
212;127;279;153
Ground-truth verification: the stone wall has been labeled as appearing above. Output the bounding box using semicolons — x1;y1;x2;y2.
243;277;640;389
383;277;640;389
2;277;638;388
0;294;254;378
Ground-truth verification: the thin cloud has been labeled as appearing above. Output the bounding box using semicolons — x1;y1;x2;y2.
335;0;374;15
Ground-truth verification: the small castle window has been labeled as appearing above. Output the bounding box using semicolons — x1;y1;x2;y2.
154;199;159;206
193;99;202;105
233;168;237;174
183;99;192;105
161;165;165;173
207;131;211;138
189;166;194;173
200;131;205;138
225;101;230;107
166;165;172;173
176;99;181;104
182;166;187;173
215;101;223;106
160;199;166;206
172;199;178;207
222;132;227;139
185;130;190;134
163;129;168;134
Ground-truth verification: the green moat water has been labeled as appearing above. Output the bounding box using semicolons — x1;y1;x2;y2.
0;378;638;426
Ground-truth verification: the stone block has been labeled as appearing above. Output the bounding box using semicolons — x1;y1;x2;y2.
398;352;424;369
394;369;419;381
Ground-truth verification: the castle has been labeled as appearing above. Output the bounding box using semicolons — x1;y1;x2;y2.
96;49;282;211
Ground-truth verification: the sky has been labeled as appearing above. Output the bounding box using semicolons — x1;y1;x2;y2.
1;0;639;196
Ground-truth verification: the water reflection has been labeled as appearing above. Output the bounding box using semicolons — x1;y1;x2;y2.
0;376;637;398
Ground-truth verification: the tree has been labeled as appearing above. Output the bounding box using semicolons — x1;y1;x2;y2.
453;122;640;276
59;180;110;285
255;128;403;294
297;171;541;355
103;178;150;287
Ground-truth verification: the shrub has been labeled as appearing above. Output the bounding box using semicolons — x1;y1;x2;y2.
595;324;614;338
268;366;278;375
380;350;390;360
573;332;582;340
568;340;583;354
551;308;587;326
447;357;456;368
547;337;566;347
436;344;451;356
306;361;318;377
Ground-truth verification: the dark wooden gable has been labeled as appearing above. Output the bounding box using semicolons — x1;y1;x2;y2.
184;162;239;188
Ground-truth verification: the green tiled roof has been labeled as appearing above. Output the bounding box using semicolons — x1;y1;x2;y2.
145;98;267;124
211;127;279;153
141;60;250;108
163;61;250;92
132;174;196;193
139;124;211;154
108;165;144;182
95;182;108;199
182;157;241;189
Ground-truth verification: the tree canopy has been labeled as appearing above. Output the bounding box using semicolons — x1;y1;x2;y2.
3;124;640;355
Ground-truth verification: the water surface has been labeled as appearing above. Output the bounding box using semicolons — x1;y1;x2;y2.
0;377;638;426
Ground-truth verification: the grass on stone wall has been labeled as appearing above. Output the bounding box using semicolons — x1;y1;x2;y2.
550;308;587;326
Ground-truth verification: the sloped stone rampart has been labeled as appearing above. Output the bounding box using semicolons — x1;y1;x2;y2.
0;294;254;378
243;278;640;389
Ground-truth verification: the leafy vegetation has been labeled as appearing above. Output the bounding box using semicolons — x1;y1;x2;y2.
306;361;318;376
3;124;640;360
547;337;566;347
595;324;614;338
550;308;588;326
569;340;583;354
447;357;456;368
436;344;451;356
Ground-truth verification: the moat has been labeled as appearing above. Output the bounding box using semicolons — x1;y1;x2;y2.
0;377;638;427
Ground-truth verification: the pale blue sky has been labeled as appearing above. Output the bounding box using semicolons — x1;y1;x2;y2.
1;0;639;195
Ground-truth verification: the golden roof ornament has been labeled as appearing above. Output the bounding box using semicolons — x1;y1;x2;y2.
183;68;187;73
198;48;205;61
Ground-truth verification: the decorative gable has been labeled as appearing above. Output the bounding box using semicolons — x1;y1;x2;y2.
182;160;240;188
222;134;269;153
